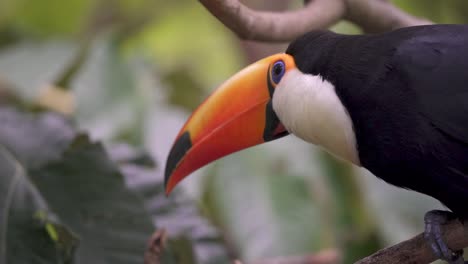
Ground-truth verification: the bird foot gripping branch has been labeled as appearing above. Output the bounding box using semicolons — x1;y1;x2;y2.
165;25;468;263
425;211;465;264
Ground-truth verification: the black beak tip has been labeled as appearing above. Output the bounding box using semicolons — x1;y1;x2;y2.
163;131;193;193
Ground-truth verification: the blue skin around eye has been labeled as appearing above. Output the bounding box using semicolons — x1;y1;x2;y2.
272;61;285;84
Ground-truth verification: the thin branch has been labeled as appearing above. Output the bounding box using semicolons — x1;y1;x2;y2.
199;0;431;42
356;218;468;264
144;229;168;264
199;0;346;42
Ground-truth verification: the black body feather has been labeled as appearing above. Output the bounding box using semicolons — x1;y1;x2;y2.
286;25;468;217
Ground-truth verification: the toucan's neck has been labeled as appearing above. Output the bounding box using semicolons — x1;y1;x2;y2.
273;68;361;165
282;30;402;166
279;31;396;165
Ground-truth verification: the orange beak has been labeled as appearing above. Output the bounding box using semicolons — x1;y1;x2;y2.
164;54;295;194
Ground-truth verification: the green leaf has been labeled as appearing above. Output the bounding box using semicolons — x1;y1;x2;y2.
35;211;80;263
0;41;77;100
0;146;78;264
0;108;74;168
0;108;155;264
33;136;154;263
72;35;152;144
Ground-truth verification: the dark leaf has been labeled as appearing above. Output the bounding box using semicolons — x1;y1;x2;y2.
0;145;78;264
0;108;156;264
0;107;74;168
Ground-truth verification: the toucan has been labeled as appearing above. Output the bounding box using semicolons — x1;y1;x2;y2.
164;24;468;263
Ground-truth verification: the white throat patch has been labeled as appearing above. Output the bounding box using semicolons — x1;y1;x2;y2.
272;69;360;166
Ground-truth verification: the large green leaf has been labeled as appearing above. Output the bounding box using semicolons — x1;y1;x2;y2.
0;146;78;264
0;108;155;264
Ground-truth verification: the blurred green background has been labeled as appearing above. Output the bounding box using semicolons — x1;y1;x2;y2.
1;1;468;263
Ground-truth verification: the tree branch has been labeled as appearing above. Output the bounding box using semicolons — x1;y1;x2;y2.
199;0;346;42
199;0;431;42
356;218;468;264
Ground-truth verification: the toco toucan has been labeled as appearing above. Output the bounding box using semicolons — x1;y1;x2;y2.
164;24;468;263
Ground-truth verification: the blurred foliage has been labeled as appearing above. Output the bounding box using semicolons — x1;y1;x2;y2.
1;0;468;263
0;0;93;36
202;150;331;261
318;153;382;263
0;107;230;263
125;1;244;92
392;0;468;24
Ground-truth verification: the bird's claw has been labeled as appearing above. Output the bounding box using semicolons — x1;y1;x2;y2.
424;210;464;264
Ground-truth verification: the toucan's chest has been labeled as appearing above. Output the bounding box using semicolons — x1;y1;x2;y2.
327;53;437;179
341;79;435;178
332;61;468;215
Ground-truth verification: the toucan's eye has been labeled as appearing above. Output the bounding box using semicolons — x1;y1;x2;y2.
271;60;285;84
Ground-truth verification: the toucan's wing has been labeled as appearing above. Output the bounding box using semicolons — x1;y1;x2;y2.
392;25;468;144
